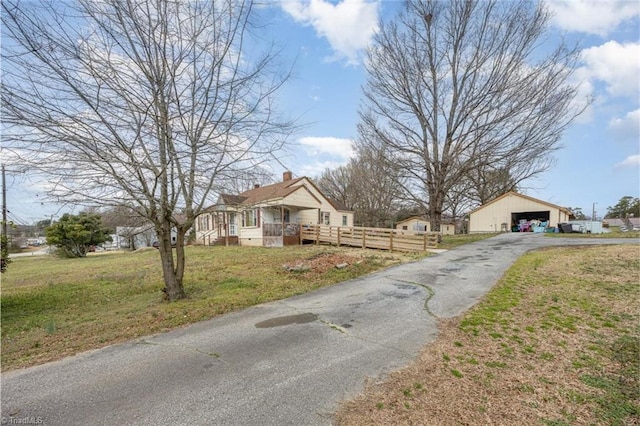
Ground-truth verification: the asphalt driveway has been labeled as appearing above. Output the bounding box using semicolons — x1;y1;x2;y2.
2;233;637;425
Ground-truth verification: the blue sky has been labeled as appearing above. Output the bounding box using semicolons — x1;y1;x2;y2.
4;0;639;224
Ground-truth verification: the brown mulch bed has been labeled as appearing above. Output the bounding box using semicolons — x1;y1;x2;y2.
282;252;363;273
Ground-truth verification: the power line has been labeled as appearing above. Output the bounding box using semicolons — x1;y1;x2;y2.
7;211;29;226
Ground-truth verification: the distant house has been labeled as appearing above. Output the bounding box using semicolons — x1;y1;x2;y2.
394;216;455;235
107;225;157;250
468;192;571;233
195;172;354;247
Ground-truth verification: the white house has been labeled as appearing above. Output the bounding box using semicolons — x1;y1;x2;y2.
195;172;354;247
395;216;456;235
107;225;157;250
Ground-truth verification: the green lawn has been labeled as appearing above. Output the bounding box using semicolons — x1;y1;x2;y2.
1;245;425;370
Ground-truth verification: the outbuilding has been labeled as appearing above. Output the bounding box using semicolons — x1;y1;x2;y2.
395;216;456;235
468;192;571;233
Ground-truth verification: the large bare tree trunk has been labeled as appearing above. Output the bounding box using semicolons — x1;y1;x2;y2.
156;221;186;300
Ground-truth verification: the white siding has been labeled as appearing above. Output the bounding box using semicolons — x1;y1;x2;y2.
294;179;354;227
283;187;321;208
297;209;354;227
441;224;455;235
238;207;262;246
396;218;431;232
469;193;569;233
327;211;349;227
395;218;455;235
239;225;262;246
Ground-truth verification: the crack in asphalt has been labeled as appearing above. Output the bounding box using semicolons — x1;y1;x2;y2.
319;319;347;334
386;277;437;318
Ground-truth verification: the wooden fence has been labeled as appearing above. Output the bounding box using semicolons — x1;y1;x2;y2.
300;225;439;252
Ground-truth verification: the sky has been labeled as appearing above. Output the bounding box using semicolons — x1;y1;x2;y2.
3;0;639;224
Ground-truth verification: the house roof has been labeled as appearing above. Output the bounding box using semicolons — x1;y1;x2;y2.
328;198;350;212
218;194;248;206
469;191;571;215
396;216;426;225
205;175;354;212
396;215;456;225
237;177;310;205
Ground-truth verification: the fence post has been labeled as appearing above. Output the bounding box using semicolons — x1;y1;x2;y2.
423;233;427;251
316;225;320;245
337;227;341;247
362;228;366;249
389;229;394;251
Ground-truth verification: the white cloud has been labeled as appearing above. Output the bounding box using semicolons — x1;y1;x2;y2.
300;160;347;177
616;154;640;168
579;41;640;99
609;109;640;141
547;0;640;36
298;136;355;160
280;0;379;65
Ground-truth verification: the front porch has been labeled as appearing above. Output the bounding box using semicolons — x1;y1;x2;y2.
198;204;315;247
262;223;302;247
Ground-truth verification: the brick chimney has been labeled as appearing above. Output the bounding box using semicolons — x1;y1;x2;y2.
283;171;292;182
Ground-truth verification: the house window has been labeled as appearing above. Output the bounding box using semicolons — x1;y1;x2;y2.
274;208;290;223
402;225;408;230
242;209;258;227
228;212;237;235
321;211;330;225
342;215;348;226
198;215;210;231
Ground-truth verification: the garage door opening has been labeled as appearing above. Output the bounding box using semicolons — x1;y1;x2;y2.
511;211;550;231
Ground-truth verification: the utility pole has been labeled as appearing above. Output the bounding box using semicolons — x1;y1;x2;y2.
2;164;7;238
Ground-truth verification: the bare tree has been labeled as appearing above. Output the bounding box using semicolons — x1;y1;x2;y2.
1;0;294;300
466;166;518;205
316;166;354;211
358;0;588;231
316;144;405;227
351;145;406;227
99;205;149;231
220;166;276;194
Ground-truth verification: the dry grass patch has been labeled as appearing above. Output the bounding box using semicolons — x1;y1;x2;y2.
335;245;640;425
1;245;426;370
